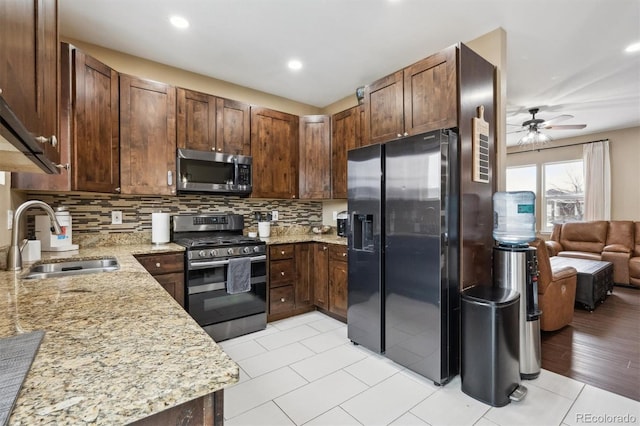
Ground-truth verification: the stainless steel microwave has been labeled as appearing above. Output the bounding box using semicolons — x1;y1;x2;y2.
177;148;252;196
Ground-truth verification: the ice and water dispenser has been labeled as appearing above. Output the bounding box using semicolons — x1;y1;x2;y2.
352;214;374;251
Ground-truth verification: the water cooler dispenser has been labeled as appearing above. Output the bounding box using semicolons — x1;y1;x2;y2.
492;191;541;380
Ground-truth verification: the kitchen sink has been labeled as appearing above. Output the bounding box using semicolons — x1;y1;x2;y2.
23;257;120;280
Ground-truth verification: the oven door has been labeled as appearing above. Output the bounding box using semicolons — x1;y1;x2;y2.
186;256;266;328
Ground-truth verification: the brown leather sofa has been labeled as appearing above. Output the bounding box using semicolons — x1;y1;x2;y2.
546;221;638;287
530;239;578;331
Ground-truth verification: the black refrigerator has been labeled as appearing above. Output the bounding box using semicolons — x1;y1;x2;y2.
347;129;460;385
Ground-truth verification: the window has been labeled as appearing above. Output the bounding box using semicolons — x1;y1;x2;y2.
506;160;584;233
543;160;584;231
506;165;536;194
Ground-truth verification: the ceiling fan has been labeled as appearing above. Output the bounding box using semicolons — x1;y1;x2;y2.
509;108;587;147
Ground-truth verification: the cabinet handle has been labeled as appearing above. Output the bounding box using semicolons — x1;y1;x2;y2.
281;251;285;255
211;147;215;151
281;271;285;276
397;133;402;138
167;171;173;186
323;246;327;250
35;135;57;147
55;163;70;171
114;187;121;193
280;297;286;302
292;195;296;199
218;148;222;152
342;253;347;257
156;262;161;268
403;132;409;137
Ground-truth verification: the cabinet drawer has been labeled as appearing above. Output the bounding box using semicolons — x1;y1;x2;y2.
270;259;295;286
270;286;295;315
329;245;348;261
269;244;295;260
136;252;184;275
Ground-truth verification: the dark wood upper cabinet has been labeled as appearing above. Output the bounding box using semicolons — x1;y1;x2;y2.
299;115;331;199
363;46;458;145
120;74;176;196
250;106;299;199
363;70;404;145
0;0;60;164
403;46;457;134
216;97;250;156
177;88;216;152
331;105;362;199
176;89;250;156
72;46;120;192
12;43;119;192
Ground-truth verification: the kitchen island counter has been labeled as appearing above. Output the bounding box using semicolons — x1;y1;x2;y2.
0;243;238;425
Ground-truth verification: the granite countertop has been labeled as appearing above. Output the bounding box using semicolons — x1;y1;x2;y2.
261;234;347;246
0;243;238;425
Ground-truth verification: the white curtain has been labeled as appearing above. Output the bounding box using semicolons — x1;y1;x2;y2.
583;140;611;220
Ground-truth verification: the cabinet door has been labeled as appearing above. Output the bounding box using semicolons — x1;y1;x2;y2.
0;0;60;163
250;107;299;199
295;243;313;308
120;74;177;195
73;47;120;192
313;243;329;309
154;272;185;308
331;106;361;199
329;258;348;319
299;115;331;199
404;46;457;135
216;98;250;156
363;70;404;145
177;88;216;152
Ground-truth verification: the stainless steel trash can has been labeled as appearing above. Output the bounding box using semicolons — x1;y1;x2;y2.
461;285;524;407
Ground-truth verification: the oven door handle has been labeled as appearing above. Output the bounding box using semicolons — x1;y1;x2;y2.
189;255;266;270
188;275;266;295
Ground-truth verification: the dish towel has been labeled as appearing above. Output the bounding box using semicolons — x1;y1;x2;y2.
227;257;252;294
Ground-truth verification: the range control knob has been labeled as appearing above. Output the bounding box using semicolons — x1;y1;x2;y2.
227;248;234;255
198;250;206;257
210;249;218;257
253;246;260;253
243;247;251;254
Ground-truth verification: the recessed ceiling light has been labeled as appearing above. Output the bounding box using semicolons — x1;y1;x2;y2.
625;41;640;53
170;15;189;29
287;59;303;71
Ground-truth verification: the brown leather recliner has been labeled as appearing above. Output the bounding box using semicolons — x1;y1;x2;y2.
530;239;578;332
629;222;640;286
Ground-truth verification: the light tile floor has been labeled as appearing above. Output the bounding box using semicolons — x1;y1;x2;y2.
220;311;640;426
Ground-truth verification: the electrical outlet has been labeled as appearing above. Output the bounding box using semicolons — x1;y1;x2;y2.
7;210;13;230
111;211;123;225
332;211;338;220
271;210;279;221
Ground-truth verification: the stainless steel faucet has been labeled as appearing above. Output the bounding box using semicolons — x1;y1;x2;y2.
6;200;63;271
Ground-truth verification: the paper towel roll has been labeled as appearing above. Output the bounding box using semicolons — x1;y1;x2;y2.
152;212;170;244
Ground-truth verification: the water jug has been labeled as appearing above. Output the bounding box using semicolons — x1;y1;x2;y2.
493;191;536;245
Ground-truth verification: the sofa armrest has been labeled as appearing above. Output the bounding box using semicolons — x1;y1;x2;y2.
603;244;631;253
546;241;563;257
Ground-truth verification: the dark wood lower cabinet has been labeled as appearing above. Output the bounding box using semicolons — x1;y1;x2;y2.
129;389;223;426
135;252;185;307
313;243;329;310
328;245;348;320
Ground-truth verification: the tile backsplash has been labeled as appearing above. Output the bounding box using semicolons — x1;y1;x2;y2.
25;192;322;235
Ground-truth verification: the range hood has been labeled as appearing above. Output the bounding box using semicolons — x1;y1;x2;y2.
0;94;59;174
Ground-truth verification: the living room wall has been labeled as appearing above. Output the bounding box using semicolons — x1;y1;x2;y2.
506;126;640;222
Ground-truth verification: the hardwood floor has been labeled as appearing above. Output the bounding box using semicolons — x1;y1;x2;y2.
541;285;640;401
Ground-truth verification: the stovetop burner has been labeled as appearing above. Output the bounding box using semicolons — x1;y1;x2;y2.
171;213;266;261
175;235;262;248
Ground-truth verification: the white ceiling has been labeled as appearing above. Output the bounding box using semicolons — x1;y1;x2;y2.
59;0;640;146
